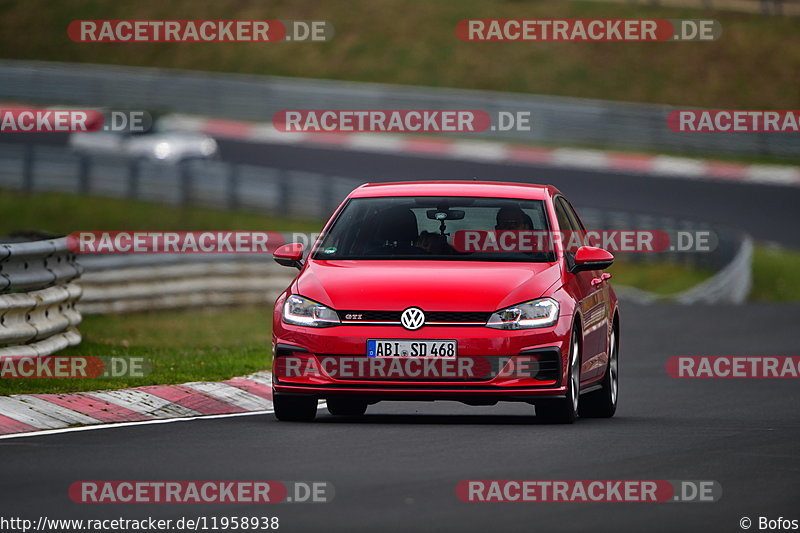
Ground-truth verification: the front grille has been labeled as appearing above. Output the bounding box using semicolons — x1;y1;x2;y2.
427;311;491;323
338;310;491;325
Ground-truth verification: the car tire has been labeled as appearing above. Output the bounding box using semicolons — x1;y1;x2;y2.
326;398;368;416
579;326;618;419
274;394;318;422
536;328;580;424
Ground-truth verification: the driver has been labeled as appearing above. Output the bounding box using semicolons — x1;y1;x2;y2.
495;206;533;231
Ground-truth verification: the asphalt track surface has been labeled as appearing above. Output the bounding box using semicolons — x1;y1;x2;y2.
1;303;798;533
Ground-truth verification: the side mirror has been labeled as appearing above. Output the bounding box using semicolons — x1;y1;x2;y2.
571;246;614;273
273;242;304;270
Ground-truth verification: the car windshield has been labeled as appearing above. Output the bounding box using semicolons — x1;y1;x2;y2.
311;196;556;262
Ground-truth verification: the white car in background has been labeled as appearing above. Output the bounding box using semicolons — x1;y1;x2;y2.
69;121;219;162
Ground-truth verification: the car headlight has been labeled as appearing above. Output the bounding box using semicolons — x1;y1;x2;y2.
282;295;340;328
486;297;559;329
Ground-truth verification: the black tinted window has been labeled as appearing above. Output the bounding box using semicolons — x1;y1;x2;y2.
312;196;555;262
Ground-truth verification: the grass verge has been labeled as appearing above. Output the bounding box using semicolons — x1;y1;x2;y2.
751;246;800;302
0;190;321;235
0;1;797;109
0;306;271;395
609;259;714;296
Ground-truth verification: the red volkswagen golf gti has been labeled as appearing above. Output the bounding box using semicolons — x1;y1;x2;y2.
271;181;619;423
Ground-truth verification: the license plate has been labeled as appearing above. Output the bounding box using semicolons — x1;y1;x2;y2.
367;340;457;358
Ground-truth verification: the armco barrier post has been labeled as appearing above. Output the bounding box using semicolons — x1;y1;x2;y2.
78;154;90;194
321;174;334;219
179;160;192;206
278;170;290;217
22;144;34;192
228;164;240;210
127;159;139;199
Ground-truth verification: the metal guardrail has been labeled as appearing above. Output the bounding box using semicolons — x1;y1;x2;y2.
0;237;83;292
0;285;82;358
578;208;743;272
0;237;83;358
0;143;354;221
0;60;798;159
583;209;753;304
0;143;357;220
614;237;753;304
675;237;753;304
78;255;293;314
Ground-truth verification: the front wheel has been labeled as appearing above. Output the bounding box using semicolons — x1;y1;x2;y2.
536;329;580;424
274;394;318;422
579;327;618;418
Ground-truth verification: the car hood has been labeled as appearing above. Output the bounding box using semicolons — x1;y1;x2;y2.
296;260;562;312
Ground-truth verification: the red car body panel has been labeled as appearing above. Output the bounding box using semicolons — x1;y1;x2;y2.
295;260;563;312
271;181;619;404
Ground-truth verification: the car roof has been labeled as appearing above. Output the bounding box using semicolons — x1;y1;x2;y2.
349;181;560;200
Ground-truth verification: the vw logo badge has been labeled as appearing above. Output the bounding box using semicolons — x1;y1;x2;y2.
400;307;425;331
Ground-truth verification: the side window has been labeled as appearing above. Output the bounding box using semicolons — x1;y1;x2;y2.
560;198;586;232
555;197;583;258
554;200;573;233
554;199;576;261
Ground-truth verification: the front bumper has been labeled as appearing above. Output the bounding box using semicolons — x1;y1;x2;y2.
272;317;573;403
